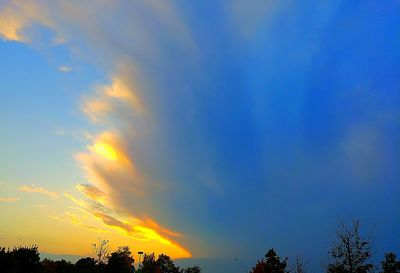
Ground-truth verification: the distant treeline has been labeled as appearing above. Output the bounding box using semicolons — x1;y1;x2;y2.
0;220;399;273
0;242;200;273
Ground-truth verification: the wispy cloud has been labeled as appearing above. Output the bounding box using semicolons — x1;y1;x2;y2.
0;197;19;202
18;185;59;198
57;65;72;73
76;184;105;202
65;212;109;233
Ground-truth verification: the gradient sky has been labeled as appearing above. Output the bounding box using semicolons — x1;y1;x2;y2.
0;1;399;272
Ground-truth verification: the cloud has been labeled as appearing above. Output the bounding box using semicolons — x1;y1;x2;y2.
0;1;54;42
76;184;105;202
0;197;19;202
63;190;191;257
65;212;109;233
81;75;144;123
18;185;59;198
76;131;143;198
58;66;72;73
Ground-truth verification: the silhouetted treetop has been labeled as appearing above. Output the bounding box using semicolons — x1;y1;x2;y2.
381;253;400;273
250;248;288;273
105;246;134;273
326;220;373;273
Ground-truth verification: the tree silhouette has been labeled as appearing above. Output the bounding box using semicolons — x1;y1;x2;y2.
264;249;288;273
0;247;14;273
250;260;267;273
326;220;373;273
53;260;74;273
381;253;400;273
156;254;180;273
105;246;134;273
42;258;58;273
75;257;98;273
141;253;158;273
11;245;42;273
250;249;288;273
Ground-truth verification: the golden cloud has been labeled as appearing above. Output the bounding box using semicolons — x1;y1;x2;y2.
76;131;142;200
64;191;191;258
18;185;59;198
0;197;19;202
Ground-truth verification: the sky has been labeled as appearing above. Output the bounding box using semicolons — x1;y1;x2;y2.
0;0;399;272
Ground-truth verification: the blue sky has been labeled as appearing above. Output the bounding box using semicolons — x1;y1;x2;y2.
0;1;399;272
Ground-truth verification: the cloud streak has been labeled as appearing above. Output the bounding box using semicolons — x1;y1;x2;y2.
0;197;19;202
18;185;59;199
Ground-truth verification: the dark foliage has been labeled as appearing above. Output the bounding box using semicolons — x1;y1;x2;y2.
75;257;97;273
249;249;288;273
156;254;180;273
0;245;42;273
381;253;400;273
141;253;158;273
105;246;134;273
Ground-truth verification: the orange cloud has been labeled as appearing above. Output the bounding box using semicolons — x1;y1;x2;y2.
0;197;19;202
63;189;191;258
18;185;59;198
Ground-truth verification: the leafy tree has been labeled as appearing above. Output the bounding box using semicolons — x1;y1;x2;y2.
12;245;42;273
42;258;58;273
0;247;13;273
381;253;400;273
326;220;373;273
105;246;135;273
249;249;288;273
75;257;98;273
53;260;74;273
92;239;110;265
156;254;180;273
141;253;158;273
264;249;288;273
250;260;267;273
